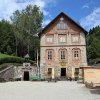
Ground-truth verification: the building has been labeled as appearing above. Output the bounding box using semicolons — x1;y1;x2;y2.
80;62;100;87
39;12;88;80
0;63;37;82
14;63;37;81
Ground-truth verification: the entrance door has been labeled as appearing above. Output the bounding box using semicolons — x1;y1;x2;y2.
61;68;66;76
23;71;29;81
75;68;79;77
48;68;55;79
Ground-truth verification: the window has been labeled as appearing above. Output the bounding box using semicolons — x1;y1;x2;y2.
48;51;52;60
47;36;53;43
72;49;81;61
59;35;66;43
75;68;79;75
48;68;52;74
61;51;65;60
74;50;79;60
72;35;79;43
59;37;66;43
57;23;67;30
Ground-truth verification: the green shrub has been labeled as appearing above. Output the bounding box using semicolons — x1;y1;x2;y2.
30;76;41;81
0;57;35;65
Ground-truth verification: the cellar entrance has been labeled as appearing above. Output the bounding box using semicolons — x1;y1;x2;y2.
23;71;29;81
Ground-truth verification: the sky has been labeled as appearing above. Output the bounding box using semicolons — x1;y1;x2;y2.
0;0;100;31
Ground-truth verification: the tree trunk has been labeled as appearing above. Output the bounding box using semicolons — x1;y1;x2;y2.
15;37;17;56
27;44;29;55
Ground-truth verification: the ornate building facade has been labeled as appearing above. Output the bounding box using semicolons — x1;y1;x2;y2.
39;12;88;79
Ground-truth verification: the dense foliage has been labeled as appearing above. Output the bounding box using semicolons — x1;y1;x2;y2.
0;4;99;65
0;20;15;54
0;53;35;65
0;5;43;60
87;26;100;64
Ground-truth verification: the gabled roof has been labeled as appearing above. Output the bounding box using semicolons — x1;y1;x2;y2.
39;12;88;37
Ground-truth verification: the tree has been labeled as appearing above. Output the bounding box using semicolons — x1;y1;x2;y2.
87;26;100;64
0;20;15;54
11;5;43;57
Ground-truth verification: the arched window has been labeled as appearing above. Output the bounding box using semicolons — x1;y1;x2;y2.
61;50;65;60
46;49;54;60
72;48;81;61
48;51;52;60
59;49;67;60
74;50;79;60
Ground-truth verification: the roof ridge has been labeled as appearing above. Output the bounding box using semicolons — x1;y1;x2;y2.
39;12;88;37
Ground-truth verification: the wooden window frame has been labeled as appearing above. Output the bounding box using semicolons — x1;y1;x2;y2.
72;48;81;61
58;49;67;61
48;51;52;60
61;50;66;60
57;23;68;30
46;49;54;61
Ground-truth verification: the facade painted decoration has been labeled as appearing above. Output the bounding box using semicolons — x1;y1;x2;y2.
39;12;88;80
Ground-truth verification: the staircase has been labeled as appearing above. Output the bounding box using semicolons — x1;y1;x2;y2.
60;76;67;81
0;65;14;82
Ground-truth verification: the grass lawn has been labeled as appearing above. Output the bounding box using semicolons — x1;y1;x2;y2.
0;53;13;58
0;53;35;71
0;53;18;71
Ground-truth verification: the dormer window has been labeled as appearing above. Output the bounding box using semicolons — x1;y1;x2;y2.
57;23;67;30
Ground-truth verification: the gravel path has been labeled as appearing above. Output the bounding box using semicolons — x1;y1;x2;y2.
0;81;100;100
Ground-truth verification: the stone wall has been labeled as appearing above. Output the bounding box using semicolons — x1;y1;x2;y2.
14;66;37;80
0;66;14;82
0;65;37;82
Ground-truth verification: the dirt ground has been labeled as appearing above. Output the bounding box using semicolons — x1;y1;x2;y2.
0;81;100;100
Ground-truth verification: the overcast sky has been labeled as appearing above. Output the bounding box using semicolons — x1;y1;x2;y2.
0;0;100;31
